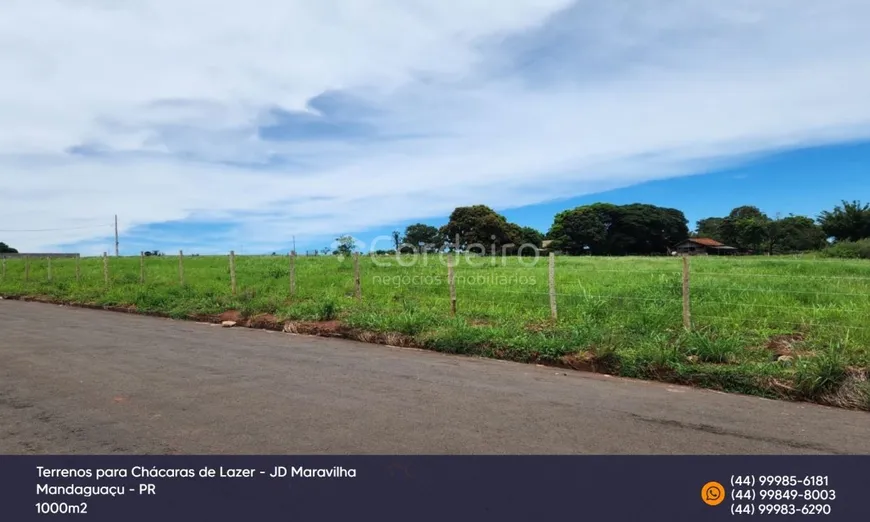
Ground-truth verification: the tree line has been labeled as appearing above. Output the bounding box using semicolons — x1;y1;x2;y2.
694;201;870;255
5;201;868;259
376;200;870;257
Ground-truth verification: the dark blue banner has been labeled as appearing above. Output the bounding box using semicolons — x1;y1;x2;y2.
1;456;866;521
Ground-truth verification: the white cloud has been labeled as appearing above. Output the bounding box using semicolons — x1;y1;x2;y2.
2;0;870;253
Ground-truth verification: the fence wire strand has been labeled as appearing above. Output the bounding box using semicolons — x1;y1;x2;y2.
3;255;870;337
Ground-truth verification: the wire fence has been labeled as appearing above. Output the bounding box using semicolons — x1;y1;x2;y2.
1;251;869;340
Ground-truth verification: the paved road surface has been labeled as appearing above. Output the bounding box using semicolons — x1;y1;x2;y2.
1;300;867;454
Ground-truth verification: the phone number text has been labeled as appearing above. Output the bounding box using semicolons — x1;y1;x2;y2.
731;504;832;516
731;476;830;488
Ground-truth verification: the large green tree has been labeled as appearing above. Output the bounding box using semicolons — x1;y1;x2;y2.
517;226;544;250
718;206;770;252
547;205;611;255
818;200;870;242
693;217;724;240
437;205;542;254
767;215;828;254
496;224;544;255
440;205;519;252
547;203;688;255
403;223;442;253
0;242;17;254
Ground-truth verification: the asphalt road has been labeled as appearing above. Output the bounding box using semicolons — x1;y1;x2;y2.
1;300;867;454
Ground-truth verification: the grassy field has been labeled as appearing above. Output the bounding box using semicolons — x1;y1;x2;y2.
2;253;869;410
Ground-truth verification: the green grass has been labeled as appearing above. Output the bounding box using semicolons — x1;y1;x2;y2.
2;253;869;410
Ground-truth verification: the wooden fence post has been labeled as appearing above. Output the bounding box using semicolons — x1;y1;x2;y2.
1;257;5;280
548;252;557;321
178;250;184;285
682;255;691;330
289;251;296;298
75;255;81;283
140;251;145;284
25;258;30;282
47;257;52;282
353;252;361;300
448;254;457;316
102;252;109;286
229;251;237;295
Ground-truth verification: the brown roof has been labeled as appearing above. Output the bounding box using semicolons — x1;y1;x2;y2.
686;238;724;247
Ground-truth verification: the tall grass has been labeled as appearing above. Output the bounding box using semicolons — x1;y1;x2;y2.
1;253;868;410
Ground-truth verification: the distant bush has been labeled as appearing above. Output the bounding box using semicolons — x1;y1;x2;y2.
819;239;870;259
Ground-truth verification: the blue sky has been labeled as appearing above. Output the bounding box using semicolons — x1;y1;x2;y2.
501;141;870;238
54;140;870;255
1;1;870;255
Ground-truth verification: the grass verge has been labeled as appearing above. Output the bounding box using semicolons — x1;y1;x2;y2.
1;253;868;411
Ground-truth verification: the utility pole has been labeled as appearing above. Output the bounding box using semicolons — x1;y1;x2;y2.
292;236;296;255
114;214;120;257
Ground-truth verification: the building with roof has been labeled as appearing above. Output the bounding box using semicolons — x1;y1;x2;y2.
671;238;738;255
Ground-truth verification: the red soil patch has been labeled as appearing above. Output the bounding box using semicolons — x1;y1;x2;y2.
282;321;418;348
283;320;344;336
105;305;137;314
352;330;417;347
558;353;596;372
643;363;682;382
218;310;243;323
246;314;282;331
190;310;283;331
